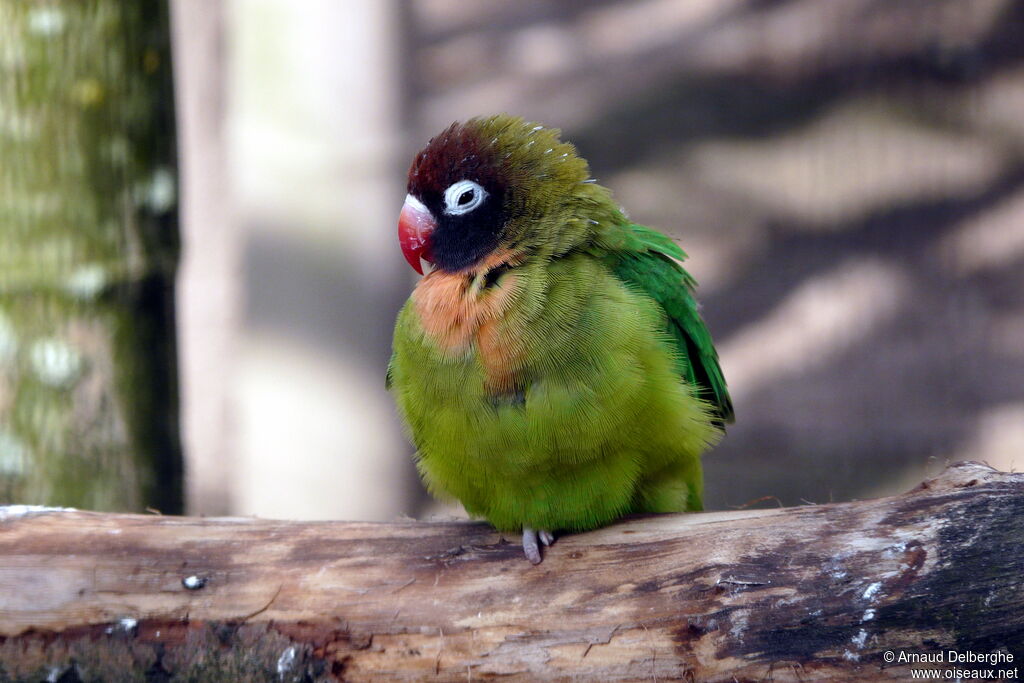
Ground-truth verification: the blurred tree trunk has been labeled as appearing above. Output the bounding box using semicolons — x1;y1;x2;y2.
0;1;182;513
170;0;237;516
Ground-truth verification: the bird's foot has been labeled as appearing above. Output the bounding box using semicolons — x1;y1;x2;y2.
522;527;556;564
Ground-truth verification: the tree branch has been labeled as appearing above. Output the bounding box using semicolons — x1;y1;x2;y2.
1;462;1021;681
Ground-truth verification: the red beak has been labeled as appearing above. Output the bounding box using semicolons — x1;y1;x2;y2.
398;194;436;275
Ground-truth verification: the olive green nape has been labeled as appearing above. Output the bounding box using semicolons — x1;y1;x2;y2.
449;114;625;262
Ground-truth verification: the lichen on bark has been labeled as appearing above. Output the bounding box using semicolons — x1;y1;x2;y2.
0;621;336;683
0;0;182;512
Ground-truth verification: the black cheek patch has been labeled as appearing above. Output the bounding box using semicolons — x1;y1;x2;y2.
429;193;507;272
406;120;515;272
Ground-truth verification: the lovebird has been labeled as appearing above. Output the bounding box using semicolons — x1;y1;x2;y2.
388;115;733;564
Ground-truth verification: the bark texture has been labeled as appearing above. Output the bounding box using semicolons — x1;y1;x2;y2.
0;461;1021;682
0;0;182;512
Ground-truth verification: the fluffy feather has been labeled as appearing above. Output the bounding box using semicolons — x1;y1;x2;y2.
388;115;731;535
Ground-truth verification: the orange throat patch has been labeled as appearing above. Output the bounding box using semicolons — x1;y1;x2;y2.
412;255;526;394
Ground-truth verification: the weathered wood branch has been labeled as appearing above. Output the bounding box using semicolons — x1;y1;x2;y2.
0;461;1021;681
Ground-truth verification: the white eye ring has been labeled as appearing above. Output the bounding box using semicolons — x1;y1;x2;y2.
443;179;488;216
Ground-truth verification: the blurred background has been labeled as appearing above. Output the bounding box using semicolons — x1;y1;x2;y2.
2;0;1023;520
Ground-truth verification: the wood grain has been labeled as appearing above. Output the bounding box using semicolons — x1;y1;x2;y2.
0;461;1021;681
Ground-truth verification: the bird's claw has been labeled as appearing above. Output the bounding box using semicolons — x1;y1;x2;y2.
522;527;555;564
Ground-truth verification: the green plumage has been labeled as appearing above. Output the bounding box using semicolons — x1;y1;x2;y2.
602;226;734;426
388;115;731;536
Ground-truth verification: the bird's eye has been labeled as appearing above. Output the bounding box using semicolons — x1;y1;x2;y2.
443;180;487;216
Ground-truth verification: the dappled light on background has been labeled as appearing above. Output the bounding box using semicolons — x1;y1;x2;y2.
956;402;1024;474
169;0;1024;519
225;0;413;521
234;332;408;521
941;190;1024;275
688;100;1007;227
718;258;909;405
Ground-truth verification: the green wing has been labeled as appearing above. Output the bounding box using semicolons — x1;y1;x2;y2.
603;224;734;425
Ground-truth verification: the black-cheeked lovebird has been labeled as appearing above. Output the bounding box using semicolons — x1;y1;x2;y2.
388;115;733;564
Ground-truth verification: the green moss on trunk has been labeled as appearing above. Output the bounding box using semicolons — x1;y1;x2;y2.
0;0;182;512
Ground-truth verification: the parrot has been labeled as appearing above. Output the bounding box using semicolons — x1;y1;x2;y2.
387;114;733;564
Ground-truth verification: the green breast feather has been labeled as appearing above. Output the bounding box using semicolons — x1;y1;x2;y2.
389;240;727;534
